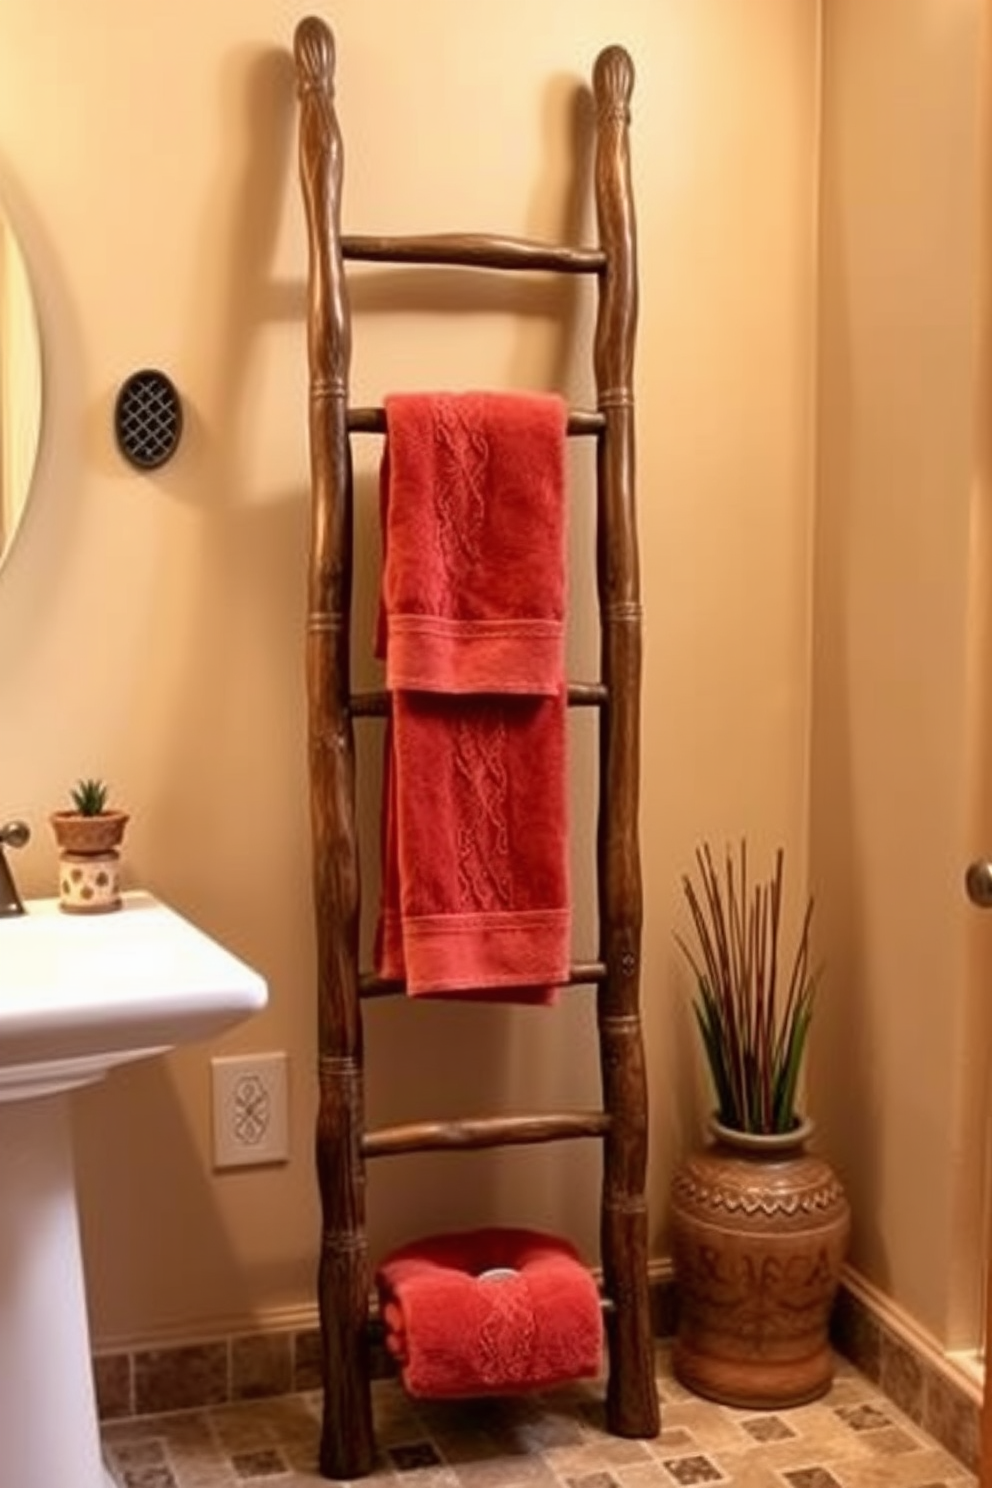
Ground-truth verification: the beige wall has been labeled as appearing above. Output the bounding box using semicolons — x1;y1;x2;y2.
0;0;819;1346
810;0;989;1345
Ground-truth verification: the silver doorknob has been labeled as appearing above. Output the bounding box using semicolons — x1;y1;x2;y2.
966;860;992;907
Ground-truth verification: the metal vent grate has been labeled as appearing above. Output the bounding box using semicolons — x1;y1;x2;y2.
114;369;183;470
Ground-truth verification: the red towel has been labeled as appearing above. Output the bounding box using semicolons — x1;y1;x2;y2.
375;392;571;1002
376;1227;604;1399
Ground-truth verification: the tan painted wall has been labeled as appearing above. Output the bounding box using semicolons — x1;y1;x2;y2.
810;0;989;1345
0;0;818;1346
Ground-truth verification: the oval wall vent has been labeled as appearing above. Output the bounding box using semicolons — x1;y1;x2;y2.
114;369;183;470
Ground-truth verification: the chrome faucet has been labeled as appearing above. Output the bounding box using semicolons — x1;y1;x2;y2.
0;820;29;917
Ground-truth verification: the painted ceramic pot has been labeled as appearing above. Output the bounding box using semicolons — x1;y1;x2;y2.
57;850;123;914
670;1117;850;1409
51;811;129;914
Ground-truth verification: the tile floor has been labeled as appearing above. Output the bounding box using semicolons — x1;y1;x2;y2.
101;1343;978;1488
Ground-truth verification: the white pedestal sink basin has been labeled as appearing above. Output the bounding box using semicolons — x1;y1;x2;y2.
0;891;268;1488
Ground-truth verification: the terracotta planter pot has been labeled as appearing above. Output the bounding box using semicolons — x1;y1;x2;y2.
50;810;129;856
670;1117;850;1409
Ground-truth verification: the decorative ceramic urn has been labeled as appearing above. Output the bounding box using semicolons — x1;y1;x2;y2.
670;1117;850;1409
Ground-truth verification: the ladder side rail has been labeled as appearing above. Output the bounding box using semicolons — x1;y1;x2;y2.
295;16;375;1480
590;45;660;1439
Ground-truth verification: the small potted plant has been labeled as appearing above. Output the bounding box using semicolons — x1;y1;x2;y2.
669;841;850;1409
50;779;129;913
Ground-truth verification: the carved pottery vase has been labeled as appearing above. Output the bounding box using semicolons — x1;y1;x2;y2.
670;1117;850;1409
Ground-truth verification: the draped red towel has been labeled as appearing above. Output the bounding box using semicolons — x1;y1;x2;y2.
375;1228;604;1399
375;392;571;1002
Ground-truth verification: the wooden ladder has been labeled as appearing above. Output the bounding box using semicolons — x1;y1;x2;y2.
294;16;659;1477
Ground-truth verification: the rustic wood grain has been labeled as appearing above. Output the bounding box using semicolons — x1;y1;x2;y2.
363;1112;612;1158
294;15;659;1475
590;43;659;1440
294;16;374;1479
342;232;605;273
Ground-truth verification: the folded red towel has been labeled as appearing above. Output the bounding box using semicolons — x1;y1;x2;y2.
376;1227;603;1399
374;392;571;1002
378;392;566;695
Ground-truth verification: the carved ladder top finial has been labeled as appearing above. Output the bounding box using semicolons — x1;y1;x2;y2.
593;44;634;121
294;15;336;96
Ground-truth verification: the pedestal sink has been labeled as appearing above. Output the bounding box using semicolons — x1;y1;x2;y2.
0;891;268;1488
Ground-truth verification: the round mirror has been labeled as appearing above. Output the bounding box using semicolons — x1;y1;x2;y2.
0;215;41;571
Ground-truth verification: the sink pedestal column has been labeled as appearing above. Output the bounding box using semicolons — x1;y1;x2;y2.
0;1091;113;1488
0;893;269;1488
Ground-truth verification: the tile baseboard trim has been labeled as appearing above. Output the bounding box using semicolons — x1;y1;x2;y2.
93;1302;321;1358
838;1264;982;1403
90;1254;980;1472
93;1260;677;1422
830;1263;980;1473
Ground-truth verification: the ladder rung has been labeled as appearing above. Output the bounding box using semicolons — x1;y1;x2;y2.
362;1110;611;1158
350;682;607;718
347;406;605;436
359;960;608;999
342;232;606;275
367;1293;615;1324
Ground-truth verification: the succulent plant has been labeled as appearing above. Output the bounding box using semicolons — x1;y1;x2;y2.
70;778;110;816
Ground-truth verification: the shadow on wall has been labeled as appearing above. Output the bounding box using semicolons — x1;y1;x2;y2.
806;171;885;1288
334;64;620;1263
78;29;638;1331
77;43;317;1337
75;1057;309;1338
132;39;308;917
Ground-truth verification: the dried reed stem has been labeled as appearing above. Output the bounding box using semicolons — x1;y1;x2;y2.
677;841;818;1134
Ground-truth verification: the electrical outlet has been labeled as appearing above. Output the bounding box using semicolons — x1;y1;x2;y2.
211;1053;289;1169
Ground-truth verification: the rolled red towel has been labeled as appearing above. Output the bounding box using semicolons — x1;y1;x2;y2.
375;1227;603;1399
